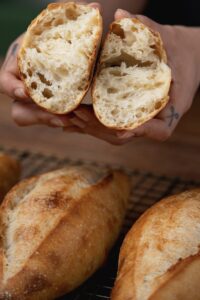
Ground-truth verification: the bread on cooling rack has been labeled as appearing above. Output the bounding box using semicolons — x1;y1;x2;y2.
0;166;130;300
18;2;102;114
111;189;200;300
0;153;20;201
92;18;171;130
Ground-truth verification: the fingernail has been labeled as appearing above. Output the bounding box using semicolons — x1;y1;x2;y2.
70;117;86;129
50;118;65;127
116;9;131;17
14;88;27;99
74;111;90;122
89;2;101;10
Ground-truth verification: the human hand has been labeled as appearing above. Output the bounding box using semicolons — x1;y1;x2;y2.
69;9;200;144
0;2;101;130
111;9;200;141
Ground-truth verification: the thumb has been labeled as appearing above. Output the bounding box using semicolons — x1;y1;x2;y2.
115;9;132;20
115;9;159;31
88;2;102;12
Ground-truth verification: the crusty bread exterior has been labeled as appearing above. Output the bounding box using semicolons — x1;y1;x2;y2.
0;153;20;202
0;166;130;300
18;2;102;114
111;189;200;300
92;18;171;130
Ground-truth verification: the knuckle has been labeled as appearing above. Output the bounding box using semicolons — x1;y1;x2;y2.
159;129;171;141
0;73;11;95
12;115;23;126
11;105;24;126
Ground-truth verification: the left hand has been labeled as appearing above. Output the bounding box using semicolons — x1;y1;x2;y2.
67;9;200;144
0;2;101;130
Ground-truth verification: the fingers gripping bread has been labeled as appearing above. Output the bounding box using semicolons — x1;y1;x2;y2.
0;166;130;300
111;189;200;300
0;154;20;202
92;18;171;130
18;2;102;114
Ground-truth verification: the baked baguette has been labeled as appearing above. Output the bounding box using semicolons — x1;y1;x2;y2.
18;2;102;114
0;166;130;300
92;18;171;130
111;189;200;300
0;153;20;202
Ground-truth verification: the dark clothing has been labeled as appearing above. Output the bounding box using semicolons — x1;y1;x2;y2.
144;0;200;26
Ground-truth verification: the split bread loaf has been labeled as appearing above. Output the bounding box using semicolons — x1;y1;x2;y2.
111;189;200;300
92;18;172;130
0;166;131;300
0;153;20;202
18;2;102;114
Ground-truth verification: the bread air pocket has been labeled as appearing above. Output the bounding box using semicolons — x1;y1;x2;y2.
18;2;102;114
92;18;171;130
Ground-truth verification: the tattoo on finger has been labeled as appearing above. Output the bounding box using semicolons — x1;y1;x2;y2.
166;105;179;127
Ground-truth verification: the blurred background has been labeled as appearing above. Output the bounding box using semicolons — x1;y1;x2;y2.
0;0;48;56
1;0;199;55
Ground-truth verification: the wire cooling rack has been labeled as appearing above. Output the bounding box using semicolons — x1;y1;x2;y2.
1;147;199;300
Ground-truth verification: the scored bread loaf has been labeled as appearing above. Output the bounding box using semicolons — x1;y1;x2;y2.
111;189;200;300
92;18;172;130
0;166;131;300
18;2;102;114
0;153;20;202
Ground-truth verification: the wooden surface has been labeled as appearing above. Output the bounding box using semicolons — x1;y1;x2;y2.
0;62;200;180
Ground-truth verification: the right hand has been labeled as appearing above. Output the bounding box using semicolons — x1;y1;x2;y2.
0;2;101;130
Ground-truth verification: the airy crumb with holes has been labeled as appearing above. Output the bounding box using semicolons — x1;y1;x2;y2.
92;18;171;130
18;2;102;114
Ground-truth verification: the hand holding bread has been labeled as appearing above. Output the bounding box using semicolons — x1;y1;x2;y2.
0;2;101;130
1;3;200;142
75;10;200;142
92;17;171;130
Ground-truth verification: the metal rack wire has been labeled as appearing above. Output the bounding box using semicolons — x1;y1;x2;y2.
1;147;199;300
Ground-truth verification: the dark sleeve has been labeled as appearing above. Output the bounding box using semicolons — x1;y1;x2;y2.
144;0;200;26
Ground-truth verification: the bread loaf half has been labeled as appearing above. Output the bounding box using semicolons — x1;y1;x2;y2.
0;166;130;300
111;189;200;300
92;18;171;130
18;2;102;114
0;153;20;202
